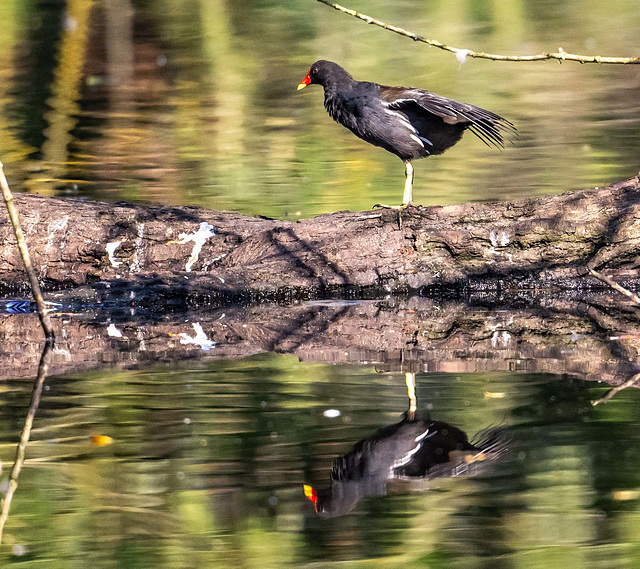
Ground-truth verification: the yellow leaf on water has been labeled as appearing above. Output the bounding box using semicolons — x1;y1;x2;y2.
91;435;114;447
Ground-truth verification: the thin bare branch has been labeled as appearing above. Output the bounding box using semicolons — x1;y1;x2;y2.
316;0;640;65
0;342;52;545
592;372;640;406
0;161;55;340
588;268;640;306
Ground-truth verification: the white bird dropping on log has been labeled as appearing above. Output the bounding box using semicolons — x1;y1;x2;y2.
106;241;123;268
178;323;216;351
174;222;216;272
106;324;123;338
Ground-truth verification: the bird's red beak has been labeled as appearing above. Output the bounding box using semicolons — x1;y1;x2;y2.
297;68;311;90
303;484;318;511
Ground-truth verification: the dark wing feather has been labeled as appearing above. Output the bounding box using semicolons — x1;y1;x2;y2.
380;87;516;149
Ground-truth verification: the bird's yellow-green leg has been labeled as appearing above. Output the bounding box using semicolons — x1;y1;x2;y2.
373;161;414;211
402;161;414;206
406;371;417;419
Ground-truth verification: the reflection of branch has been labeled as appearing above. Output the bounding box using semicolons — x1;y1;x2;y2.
592;372;640;407
0;161;55;340
588;268;640;306
0;342;53;545
317;0;640;64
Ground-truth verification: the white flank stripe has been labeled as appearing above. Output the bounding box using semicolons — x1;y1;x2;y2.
393;442;422;469
384;108;418;133
400;119;417;133
415;428;436;442
410;134;425;148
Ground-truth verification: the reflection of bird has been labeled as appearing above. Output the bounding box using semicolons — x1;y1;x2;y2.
297;60;515;207
304;412;504;518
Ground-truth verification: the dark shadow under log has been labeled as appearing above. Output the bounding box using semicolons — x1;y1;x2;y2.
1;175;639;295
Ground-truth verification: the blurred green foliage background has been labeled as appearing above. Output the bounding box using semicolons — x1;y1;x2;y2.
0;0;638;217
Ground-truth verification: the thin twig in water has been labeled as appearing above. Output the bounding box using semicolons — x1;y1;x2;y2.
0;342;53;545
592;372;640;406
316;0;640;64
0;161;55;340
588;267;640;306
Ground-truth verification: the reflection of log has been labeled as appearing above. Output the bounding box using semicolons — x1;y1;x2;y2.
2;295;640;384
1;176;640;293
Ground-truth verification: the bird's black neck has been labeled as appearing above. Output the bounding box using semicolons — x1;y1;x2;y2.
321;74;361;130
320;65;356;95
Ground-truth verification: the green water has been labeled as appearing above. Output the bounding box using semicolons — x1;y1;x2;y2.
2;357;640;567
0;0;638;217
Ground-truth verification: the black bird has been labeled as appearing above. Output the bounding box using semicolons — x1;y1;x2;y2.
297;60;515;207
304;413;507;518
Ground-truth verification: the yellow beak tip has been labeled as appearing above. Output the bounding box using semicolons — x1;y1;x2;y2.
296;83;307;91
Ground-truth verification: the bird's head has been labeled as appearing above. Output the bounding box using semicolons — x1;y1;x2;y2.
303;482;361;518
297;60;353;91
303;484;333;516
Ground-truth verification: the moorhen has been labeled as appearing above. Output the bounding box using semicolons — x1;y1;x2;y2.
304;413;507;518
297;60;515;207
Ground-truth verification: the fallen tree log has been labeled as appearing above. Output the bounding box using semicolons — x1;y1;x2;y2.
1;175;639;294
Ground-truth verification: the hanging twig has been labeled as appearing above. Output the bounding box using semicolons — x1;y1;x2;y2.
316;0;640;65
0;342;52;546
0;161;55;340
588;267;640;306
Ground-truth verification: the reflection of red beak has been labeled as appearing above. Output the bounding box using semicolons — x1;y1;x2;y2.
303;484;318;511
297;68;311;90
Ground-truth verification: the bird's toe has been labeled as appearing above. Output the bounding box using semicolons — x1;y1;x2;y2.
372;202;415;210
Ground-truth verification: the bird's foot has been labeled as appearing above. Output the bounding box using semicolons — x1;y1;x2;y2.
372;202;413;210
373;202;414;229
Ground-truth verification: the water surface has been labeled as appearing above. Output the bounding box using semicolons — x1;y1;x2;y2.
2;357;640;567
0;0;638;217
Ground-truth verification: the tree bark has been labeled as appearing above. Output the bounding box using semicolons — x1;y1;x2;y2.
1;175;640;295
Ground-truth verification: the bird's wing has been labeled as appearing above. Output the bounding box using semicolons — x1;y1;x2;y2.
380;87;517;149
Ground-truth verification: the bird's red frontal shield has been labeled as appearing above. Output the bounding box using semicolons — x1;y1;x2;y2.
297;69;311;90
303;484;318;511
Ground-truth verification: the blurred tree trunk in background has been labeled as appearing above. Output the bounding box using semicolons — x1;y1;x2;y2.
39;0;94;195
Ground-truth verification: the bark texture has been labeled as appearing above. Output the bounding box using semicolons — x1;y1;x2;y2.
1;175;639;294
